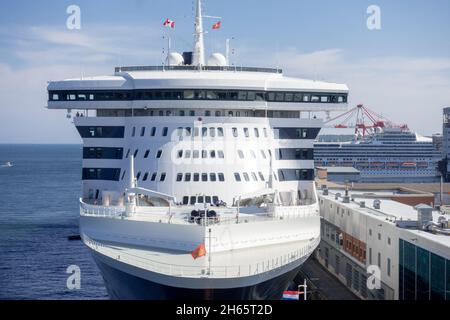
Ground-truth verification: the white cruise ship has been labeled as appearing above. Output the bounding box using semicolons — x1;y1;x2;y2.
315;127;441;182
47;0;349;300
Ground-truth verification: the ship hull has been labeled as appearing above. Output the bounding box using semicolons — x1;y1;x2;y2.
91;250;310;300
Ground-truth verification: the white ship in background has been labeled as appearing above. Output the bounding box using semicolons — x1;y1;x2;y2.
47;0;349;299
315;104;441;183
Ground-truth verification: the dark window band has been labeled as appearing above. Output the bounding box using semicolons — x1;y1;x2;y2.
83;147;123;159
49;89;348;104
278;169;314;181
82;168;121;181
275;128;321;140
276;148;314;160
76;126;125;138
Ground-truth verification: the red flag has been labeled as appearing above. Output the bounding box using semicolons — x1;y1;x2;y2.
212;21;221;30
163;18;175;29
191;244;207;259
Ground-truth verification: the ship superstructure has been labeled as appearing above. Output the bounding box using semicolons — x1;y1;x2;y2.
47;0;349;299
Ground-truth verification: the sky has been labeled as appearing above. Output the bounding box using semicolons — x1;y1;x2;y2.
0;0;449;144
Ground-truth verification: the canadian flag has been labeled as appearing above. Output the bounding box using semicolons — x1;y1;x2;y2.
163;18;175;28
212;21;221;30
191;243;207;260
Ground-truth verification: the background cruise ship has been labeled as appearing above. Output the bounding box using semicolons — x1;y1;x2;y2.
315;105;442;183
46;0;349;299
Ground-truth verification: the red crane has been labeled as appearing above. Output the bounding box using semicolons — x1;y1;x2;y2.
325;104;408;137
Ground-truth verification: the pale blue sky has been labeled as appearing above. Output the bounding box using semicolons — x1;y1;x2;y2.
0;0;449;143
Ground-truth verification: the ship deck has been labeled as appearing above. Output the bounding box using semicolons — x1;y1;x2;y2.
83;234;319;279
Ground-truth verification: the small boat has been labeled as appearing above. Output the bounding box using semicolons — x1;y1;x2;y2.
1;161;13;168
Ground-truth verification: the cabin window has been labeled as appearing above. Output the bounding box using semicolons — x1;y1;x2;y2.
254;128;260;138
258;172;265;181
218;173;225;182
162;127;168;136
232;128;238;137
160;173;166;182
144;150;150;158
202;173;208;182
156;150;163;158
193;173;200;182
176;173;183;182
234;173;241;182
210;173;217;182
185;173;191;182
244;128;250;138
140;127;146;136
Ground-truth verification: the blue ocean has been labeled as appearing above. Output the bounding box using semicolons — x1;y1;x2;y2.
0;145;108;300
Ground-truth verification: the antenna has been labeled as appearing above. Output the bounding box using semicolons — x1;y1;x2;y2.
193;0;205;67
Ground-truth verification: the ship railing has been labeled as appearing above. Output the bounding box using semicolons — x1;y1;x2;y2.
82;235;320;279
79;200;319;225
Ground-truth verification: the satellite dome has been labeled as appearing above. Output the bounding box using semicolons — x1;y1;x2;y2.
168;52;184;66
207;53;227;67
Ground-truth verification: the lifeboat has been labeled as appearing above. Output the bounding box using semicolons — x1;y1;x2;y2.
417;162;428;168
356;162;369;168
401;162;417;168
387;162;399;167
371;162;385;167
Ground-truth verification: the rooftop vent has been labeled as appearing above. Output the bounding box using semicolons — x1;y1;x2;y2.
360;201;366;208
415;204;433;230
323;188;329;196
343;196;350;203
335;193;341;200
373;199;381;210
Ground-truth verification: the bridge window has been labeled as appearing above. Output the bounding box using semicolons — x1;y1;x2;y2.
82;168;121;181
76;126;125;138
49;89;348;103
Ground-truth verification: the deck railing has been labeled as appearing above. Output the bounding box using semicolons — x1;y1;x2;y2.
82;234;319;279
79;200;319;226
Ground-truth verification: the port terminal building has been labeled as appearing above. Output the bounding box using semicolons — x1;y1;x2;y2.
316;186;450;300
